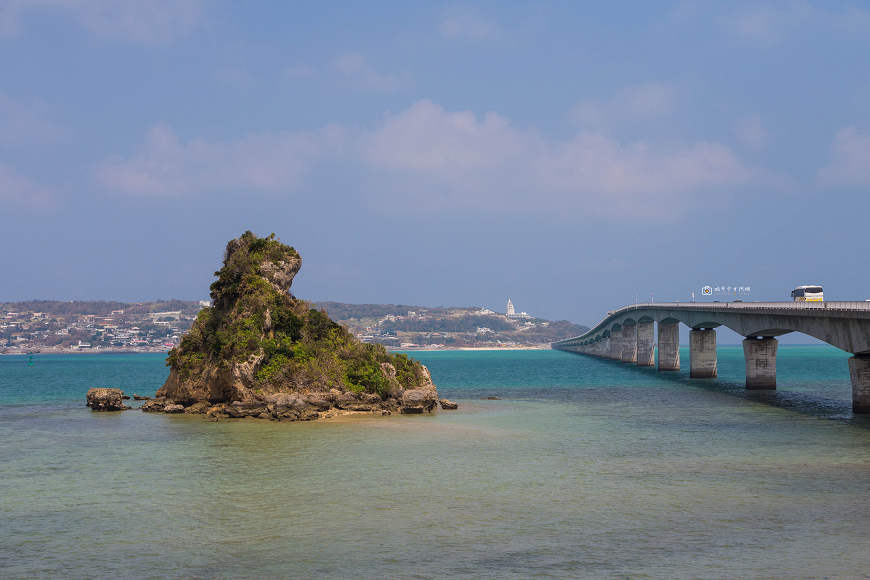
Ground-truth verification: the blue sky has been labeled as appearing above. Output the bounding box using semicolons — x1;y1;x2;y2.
2;1;870;336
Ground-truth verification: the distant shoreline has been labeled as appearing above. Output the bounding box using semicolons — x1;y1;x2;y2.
1;347;170;356
1;346;555;356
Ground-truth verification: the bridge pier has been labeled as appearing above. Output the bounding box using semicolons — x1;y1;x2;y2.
849;356;870;413
636;321;655;367
657;322;680;371
610;329;623;361
689;329;717;379
622;323;637;363
743;337;777;390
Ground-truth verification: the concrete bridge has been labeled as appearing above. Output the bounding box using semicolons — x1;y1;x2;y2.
551;301;870;412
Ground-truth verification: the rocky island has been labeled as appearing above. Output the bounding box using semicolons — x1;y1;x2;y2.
136;231;447;421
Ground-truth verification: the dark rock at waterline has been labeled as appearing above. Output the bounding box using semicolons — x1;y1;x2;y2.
184;401;212;414
140;398;168;412
402;389;438;412
121;395;131;400
439;399;459;410
86;388;131;411
133;394;151;401
481;396;500;400
164;404;185;414
400;406;424;414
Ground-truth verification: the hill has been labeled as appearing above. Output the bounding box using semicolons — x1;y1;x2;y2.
313;301;589;348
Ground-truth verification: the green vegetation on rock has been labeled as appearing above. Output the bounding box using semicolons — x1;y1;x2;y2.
163;231;430;402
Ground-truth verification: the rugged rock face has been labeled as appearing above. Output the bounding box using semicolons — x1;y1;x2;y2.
86;388;131;411
152;231;438;421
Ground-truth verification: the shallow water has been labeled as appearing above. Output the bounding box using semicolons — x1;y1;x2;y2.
2;347;870;579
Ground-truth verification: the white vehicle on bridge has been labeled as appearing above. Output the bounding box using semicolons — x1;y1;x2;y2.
791;285;824;301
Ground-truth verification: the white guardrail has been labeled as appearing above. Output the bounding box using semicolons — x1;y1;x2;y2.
606;301;870;314
556;301;870;344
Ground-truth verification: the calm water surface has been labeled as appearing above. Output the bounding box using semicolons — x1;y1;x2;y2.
2;347;870;579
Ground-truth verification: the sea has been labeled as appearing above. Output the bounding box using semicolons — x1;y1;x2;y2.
2;346;870;580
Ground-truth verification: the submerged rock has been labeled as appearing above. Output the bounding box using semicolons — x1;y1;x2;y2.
439;399;459;410
86;388;130;411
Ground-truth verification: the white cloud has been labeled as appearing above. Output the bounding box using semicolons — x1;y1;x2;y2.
726;3;870;41
0;91;66;145
333;53;411;92
93;121;347;196
0;162;54;207
96;99;756;219
733;113;769;150
361;99;751;217
569;83;679;127
0;0;208;43
817;126;870;186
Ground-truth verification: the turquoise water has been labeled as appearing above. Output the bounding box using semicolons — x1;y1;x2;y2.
3;347;870;579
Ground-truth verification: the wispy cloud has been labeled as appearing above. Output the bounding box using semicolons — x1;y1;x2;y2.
95;99;761;219
437;4;500;40
333;53;411;92
0;162;54;208
0;91;67;145
817;126;870;186
733;113;769;150
93;121;347;196
725;2;870;41
285;62;317;78
569;83;680;128
0;0;209;44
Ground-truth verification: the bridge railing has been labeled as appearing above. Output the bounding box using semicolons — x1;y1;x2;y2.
555;301;870;346
607;301;870;314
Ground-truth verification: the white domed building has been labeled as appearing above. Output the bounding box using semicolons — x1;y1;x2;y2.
506;299;531;319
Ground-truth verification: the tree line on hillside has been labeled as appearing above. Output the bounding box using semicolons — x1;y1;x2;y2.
388;315;517;333
313;302;475;321
1;300;203;316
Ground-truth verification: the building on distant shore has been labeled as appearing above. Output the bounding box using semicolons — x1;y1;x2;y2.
506;299;531;319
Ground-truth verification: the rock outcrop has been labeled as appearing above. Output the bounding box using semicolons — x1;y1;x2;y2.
439;399;459;410
149;231;438;421
86;388;131;411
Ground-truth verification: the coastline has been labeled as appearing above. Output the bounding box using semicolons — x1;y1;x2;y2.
3;345;554;355
0;347;170;355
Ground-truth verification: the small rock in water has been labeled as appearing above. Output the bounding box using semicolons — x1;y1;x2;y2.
481;396;500;400
400;406;424;414
132;394;151;401
439;399;459;410
163;404;185;414
85;388;131;412
381;410;391;415
121;394;131;400
140;399;167;413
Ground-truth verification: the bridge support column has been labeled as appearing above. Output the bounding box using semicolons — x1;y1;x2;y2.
610;329;623;360
849;356;870;413
636;321;655;367
743;337;777;390
689;329;717;379
657;322;680;371
621;324;637;363
601;338;609;358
